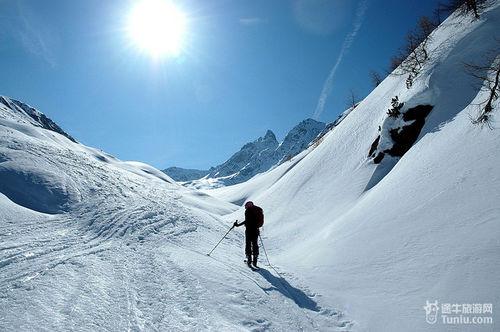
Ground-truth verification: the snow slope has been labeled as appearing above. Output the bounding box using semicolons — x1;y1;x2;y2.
206;110;356;205
210;3;500;331
0;97;352;331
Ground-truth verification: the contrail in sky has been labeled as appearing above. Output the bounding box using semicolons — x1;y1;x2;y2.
313;0;369;120
17;1;57;67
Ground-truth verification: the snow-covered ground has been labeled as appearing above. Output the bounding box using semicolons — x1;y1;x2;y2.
2;1;500;331
0;96;352;331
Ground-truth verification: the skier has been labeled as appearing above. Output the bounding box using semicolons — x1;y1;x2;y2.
233;201;264;269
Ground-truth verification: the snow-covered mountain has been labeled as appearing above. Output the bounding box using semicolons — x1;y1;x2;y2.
274;118;326;164
209;3;500;331
162;166;209;182
205;129;280;184
0;96;76;143
164;129;279;184
165;119;325;188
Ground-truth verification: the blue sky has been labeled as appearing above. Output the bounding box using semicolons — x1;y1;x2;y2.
0;0;440;169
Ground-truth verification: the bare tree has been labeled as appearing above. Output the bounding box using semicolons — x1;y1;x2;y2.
403;16;434;68
439;0;486;19
465;56;500;127
395;32;429;87
370;70;383;87
389;55;404;73
346;89;358;110
390;16;437;88
434;3;445;24
465;0;481;18
418;16;437;37
437;0;462;15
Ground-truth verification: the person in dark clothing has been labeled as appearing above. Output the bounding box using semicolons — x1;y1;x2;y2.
233;201;263;268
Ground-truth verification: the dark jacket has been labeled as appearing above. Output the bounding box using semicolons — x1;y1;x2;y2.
237;205;262;231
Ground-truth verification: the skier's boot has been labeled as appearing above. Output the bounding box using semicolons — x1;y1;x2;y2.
246;256;252;268
252;255;259;269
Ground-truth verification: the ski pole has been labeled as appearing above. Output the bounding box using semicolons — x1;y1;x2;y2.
259;234;285;279
207;224;235;256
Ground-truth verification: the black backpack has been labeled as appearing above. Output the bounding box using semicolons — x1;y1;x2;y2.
254;206;264;228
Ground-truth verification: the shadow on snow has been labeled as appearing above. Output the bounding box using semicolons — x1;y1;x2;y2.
257;268;320;312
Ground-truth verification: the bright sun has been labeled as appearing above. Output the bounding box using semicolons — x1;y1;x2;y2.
127;0;186;58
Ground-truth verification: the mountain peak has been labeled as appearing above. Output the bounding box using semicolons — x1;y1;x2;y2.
299;118;323;126
275;119;325;163
0;96;76;143
168;118;326;188
263;129;277;141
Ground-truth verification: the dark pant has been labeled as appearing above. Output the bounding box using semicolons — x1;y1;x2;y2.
245;229;259;258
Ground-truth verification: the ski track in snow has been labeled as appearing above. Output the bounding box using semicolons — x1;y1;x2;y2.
0;164;351;331
0;102;352;331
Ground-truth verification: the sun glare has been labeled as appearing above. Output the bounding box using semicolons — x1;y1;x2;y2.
127;0;186;58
